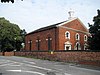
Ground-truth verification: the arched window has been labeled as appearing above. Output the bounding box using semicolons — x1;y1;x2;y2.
75;33;80;40
84;35;87;41
47;37;52;50
36;37;41;50
65;31;70;39
28;40;32;51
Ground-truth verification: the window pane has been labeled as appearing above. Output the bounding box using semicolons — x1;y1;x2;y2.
36;39;40;50
48;37;51;50
65;31;70;39
66;33;69;37
76;33;80;40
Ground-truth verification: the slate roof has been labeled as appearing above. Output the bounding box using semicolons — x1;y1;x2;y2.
26;20;67;35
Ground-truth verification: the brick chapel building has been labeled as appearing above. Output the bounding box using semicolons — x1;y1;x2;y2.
25;11;89;51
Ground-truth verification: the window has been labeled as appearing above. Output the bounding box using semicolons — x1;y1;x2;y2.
48;37;52;50
36;39;41;50
84;35;87;41
28;40;32;51
75;33;80;40
65;31;70;39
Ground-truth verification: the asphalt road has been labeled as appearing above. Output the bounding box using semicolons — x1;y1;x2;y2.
0;56;100;75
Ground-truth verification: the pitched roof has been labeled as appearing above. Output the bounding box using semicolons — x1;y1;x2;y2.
26;18;88;35
26;20;67;35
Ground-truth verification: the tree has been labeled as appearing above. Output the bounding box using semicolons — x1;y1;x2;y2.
1;0;23;3
20;29;27;49
88;9;100;50
1;0;14;3
0;17;26;52
20;29;27;43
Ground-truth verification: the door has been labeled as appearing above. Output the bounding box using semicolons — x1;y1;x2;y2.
65;44;71;50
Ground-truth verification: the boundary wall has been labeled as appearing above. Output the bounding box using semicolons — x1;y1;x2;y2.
0;51;100;66
14;50;100;66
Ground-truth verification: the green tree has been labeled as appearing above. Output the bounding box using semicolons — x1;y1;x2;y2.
20;29;27;43
1;0;23;3
20;29;27;49
0;17;26;52
88;9;100;50
1;0;14;3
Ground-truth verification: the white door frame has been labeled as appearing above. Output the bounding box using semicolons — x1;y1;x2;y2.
64;41;72;50
65;44;71;50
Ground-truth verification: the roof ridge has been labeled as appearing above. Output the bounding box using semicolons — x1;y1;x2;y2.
27;20;67;35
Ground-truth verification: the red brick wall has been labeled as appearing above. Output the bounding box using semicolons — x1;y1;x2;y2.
15;51;100;66
58;27;88;50
25;28;57;51
63;19;88;32
4;52;14;56
0;52;14;56
25;18;88;51
0;52;3;56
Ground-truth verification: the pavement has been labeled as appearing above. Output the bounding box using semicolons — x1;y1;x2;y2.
0;56;100;75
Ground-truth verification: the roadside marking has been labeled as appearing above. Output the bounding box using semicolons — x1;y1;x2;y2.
0;62;17;66
9;65;21;66
25;63;71;75
26;64;52;71
1;59;71;75
64;73;71;75
24;70;45;75
0;60;10;64
23;60;36;64
7;70;21;72
0;61;21;67
6;70;45;75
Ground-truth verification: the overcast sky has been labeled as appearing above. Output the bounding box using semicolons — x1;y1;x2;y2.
0;0;99;33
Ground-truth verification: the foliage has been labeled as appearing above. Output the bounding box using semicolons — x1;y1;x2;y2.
1;0;23;3
1;0;14;3
88;9;100;50
0;17;26;52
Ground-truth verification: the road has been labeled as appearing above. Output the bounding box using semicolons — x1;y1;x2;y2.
0;56;100;75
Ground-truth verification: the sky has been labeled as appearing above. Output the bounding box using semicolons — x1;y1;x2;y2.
0;0;100;33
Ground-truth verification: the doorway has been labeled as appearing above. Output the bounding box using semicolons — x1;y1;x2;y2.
65;45;71;50
64;41;72;50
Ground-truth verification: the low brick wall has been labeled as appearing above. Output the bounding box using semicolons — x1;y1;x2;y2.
4;52;14;56
14;51;100;66
0;52;3;56
0;51;99;66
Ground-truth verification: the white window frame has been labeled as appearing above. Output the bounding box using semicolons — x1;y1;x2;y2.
75;33;80;40
65;31;70;39
84;35;87;41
